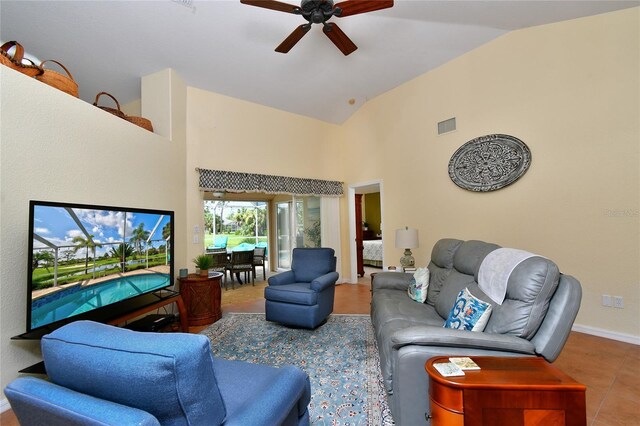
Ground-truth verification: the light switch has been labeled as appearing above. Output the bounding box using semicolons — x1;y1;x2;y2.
193;235;199;244
194;225;199;234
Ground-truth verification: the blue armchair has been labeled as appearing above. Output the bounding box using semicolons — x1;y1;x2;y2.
265;248;339;329
4;321;311;426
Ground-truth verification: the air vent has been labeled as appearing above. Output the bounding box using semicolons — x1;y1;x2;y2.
438;117;456;135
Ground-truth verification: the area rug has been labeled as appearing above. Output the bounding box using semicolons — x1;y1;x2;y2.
200;313;394;426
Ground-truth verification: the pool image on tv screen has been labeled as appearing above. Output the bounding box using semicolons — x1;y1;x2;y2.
28;201;174;332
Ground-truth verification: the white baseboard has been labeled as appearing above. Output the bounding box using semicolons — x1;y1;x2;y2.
572;323;640;345
1;397;10;413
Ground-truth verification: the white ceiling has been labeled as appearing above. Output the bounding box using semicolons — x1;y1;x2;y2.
1;0;637;124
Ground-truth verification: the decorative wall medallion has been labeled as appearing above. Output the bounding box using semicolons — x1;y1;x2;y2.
448;134;531;192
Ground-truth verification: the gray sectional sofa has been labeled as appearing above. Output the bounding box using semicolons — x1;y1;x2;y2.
370;238;582;425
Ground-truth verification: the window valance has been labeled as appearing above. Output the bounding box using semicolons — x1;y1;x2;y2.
197;168;344;197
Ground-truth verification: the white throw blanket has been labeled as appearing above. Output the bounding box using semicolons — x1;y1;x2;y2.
478;248;537;305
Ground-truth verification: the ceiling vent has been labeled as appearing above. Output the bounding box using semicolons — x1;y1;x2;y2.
438;117;456;135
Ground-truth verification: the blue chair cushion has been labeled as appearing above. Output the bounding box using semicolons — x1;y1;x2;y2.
264;283;318;306
41;321;226;426
213;358;311;425
291;248;336;283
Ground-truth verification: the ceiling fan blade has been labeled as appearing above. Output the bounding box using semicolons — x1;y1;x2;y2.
275;24;311;53
240;0;300;14
323;23;357;56
333;0;393;17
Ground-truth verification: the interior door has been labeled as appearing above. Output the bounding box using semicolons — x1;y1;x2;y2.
355;194;364;277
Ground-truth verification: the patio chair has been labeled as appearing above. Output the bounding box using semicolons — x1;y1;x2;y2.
4;321;311;426
208;251;229;289
253;246;267;281
212;235;228;250
227;250;254;289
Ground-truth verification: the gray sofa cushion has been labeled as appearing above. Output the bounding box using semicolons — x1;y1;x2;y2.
484;256;560;339
434;270;478;319
433;241;499;318
426;239;462;305
453;240;500;276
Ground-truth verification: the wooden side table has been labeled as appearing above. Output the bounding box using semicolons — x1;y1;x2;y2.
425;356;586;426
178;273;222;326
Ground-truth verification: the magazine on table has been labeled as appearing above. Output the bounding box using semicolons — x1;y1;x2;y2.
449;357;481;370
433;362;465;377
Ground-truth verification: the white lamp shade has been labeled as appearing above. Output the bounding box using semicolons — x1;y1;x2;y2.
395;227;419;249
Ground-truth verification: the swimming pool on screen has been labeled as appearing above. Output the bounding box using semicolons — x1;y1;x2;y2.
31;273;170;329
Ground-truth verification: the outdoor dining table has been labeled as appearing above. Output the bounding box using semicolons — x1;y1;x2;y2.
206;242;267;285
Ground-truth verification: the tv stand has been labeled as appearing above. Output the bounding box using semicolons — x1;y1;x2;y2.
106;290;188;332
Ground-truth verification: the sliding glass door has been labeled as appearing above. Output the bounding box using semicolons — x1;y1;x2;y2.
276;196;321;270
276;201;292;269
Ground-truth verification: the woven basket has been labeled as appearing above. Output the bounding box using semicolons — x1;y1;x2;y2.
0;41;43;77
36;60;78;97
93;92;127;119
125;115;153;132
93;92;154;132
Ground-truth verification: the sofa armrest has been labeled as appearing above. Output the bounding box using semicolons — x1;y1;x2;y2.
390;326;536;355
5;377;160;426
268;270;296;286
310;272;339;292
372;272;413;292
224;365;311;426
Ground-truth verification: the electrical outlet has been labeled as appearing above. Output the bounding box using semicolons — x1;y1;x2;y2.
193;235;199;244
613;296;624;309
602;295;612;307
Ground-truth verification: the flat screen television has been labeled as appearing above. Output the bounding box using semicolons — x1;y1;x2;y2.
26;200;174;335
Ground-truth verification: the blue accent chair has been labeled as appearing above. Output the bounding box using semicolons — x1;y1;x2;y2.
4;321;311;426
265;248;339;329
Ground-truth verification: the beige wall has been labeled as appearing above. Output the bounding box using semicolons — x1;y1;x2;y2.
183;87;341;265
0;67;187;391
339;8;639;338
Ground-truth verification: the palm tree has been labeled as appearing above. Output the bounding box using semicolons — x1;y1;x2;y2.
110;243;133;273
109;243;134;259
162;221;171;240
32;250;55;272
72;234;95;275
130;223;150;255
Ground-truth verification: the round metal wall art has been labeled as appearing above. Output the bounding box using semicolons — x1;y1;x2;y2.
448;134;531;192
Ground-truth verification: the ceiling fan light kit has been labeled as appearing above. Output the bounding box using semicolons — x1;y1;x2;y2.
241;0;394;55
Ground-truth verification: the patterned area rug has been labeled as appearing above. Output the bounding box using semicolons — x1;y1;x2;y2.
200;313;394;425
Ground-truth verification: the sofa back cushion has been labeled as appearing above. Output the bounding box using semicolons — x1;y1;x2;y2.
42;321;226;426
483;257;560;339
426;239;462;305
292;247;336;283
433;241;499;316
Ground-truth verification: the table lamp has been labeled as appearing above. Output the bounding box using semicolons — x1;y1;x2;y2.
395;227;419;268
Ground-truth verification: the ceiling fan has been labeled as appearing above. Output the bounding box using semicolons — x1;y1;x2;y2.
240;0;394;56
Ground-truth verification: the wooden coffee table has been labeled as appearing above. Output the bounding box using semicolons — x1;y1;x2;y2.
425;356;586;426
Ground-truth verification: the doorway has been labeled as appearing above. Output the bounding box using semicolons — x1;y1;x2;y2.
348;180;384;284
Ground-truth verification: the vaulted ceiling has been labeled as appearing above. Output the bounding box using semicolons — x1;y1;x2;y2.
1;1;637;124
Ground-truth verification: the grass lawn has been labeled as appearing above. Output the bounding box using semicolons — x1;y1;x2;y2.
32;253;169;289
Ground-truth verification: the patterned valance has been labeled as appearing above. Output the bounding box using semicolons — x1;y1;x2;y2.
198;168;344;197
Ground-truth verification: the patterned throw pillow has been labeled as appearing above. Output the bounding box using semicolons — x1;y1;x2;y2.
444;287;493;331
407;267;430;303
